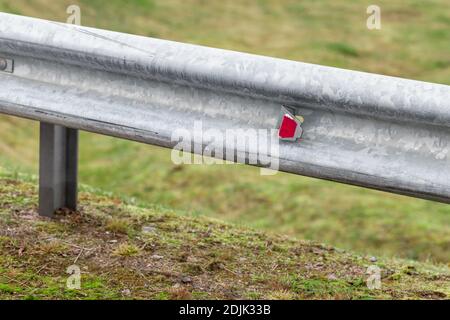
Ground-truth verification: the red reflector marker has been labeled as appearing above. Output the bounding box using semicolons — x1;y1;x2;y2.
278;112;303;141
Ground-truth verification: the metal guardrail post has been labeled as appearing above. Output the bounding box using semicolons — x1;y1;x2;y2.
38;122;78;217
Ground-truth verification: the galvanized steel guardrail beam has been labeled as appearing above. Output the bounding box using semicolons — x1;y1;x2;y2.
0;13;449;216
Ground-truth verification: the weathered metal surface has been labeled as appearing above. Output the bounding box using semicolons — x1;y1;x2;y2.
0;56;13;73
0;13;450;203
39;123;78;216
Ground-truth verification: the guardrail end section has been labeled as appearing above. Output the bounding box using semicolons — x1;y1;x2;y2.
38;123;78;217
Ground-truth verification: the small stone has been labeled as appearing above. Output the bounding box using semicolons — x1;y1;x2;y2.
150;254;164;260
327;274;338;280
181;276;192;284
121;289;131;296
370;256;377;263
186;256;199;263
142;225;157;234
109;239;118;243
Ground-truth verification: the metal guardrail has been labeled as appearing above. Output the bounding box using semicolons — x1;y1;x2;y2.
0;13;450;216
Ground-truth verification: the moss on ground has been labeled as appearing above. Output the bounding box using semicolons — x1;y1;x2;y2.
0;177;448;300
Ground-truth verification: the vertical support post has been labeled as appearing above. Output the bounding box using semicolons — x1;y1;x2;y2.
39;122;78;217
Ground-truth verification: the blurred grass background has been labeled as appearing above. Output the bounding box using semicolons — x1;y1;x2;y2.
0;0;449;263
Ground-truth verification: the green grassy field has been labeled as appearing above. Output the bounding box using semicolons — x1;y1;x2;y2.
0;176;448;300
0;0;449;264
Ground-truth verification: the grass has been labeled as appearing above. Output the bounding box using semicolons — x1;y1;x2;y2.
113;243;141;257
0;0;449;265
0;176;448;300
105;218;132;234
